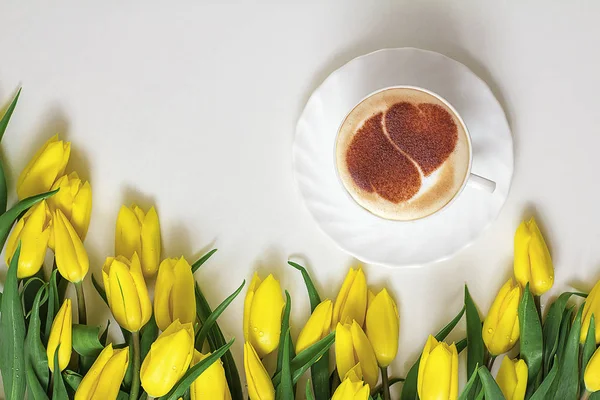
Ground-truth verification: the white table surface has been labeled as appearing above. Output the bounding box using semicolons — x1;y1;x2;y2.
1;1;600;397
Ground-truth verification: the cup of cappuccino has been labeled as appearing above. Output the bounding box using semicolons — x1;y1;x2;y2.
335;86;496;221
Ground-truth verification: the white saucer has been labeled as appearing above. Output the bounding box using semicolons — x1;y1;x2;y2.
293;48;513;267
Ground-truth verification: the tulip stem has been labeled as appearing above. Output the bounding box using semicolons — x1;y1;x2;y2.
582;390;590;400
74;281;87;325
381;367;391;400
130;331;141;400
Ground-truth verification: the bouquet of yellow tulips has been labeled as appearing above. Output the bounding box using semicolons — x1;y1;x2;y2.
1;88;600;400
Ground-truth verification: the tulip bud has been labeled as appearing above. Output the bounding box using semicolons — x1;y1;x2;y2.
17;135;70;199
47;299;72;372
482;278;522;355
585;346;600;392
496;357;528;400
75;344;129;400
333;268;367;326
243;273;285;358
115;204;161;277
140;320;195;397
581;279;600;344
296;299;333;354
54;209;89;282
5;200;51;278
331;368;370;400
47;172;92;240
154;256;196;331
102;253;152;332
365;288;399;367
190;350;231;400
417;335;458;400
244;342;275;400
514;217;554;296
335;321;379;389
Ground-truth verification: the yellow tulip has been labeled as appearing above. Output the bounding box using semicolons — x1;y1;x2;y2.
335;321;379;389
244;342;275;400
102;253;152;332
47;172;92;240
581;279;600;344
75;344;129;400
496;357;528;400
154;257;196;331
295;299;333;354
365;288;399;367
17;134;70;199
482;278;522;355
115;204;161;277
47;299;72;372
140;320;195;397
54;209;89;282
243;273;285;358
190;350;231;400
514;217;554;296
585;346;600;392
417;335;458;400
333;267;367;326
5;200;51;278
331;367;370;400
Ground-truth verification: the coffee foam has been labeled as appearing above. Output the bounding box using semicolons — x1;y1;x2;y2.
336;87;470;221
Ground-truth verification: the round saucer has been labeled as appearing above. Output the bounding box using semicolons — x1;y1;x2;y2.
293;48;513;267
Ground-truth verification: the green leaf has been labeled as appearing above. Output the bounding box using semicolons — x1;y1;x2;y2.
272;331;335;387
306;380;316;400
25;284;50;399
140;314;158;362
552;306;583;400
0;243;26;399
0;291;3;308
100;320;111;346
91;273;108;304
191;248;218;273
557;306;574;361
0;189;58;250
21;273;45;319
530;356;559;400
288;261;321;310
458;364;480;400
456;338;468;353
276;328;294;400
0;88;21;142
194;280;245;349
52;346;69;400
72;324;104;357
194;283;243;400
518;284;543;387
590;392;600;400
582;314;596;393
401;306;466;400
464;285;484;378
542;292;585;374
43;270;60;343
0;89;22;214
477;366;504;400
276;291;295;376
160;339;235;400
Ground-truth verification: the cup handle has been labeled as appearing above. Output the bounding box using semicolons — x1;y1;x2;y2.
468;173;496;193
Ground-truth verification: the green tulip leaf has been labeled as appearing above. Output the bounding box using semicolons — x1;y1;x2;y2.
0;88;20;142
464;285;484;378
195;280;245;349
518;284;543;387
276;328;294;400
590;392;600;400
0;291;3;308
100;320;111;346
160;339;235;400
306;380;316;400
288;261;321;310
275;291;295;377
530;355;559;400
72;324;104;357
43;270;60;343
272;331;335;387
458;364;480;400
477;366;504;400
581;314;596;393
91;273;108;304
552;306;583;400
0;189;58;251
191;248;218;273
140;315;158;362
194;283;243;400
21;273;45;319
0;88;22;213
0;244;26;399
25;284;50;399
52;346;69;400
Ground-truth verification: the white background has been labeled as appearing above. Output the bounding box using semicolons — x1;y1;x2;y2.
1;1;600;398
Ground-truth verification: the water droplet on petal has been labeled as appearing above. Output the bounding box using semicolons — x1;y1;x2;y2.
253;327;258;332
487;328;493;334
259;331;264;337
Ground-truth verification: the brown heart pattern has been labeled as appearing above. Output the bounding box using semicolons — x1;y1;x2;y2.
346;102;458;203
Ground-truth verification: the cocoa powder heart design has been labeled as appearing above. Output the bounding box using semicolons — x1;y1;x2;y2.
345;102;458;203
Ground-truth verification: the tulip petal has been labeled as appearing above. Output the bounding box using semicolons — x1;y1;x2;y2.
140;206;161;276
366;289;399;367
155;258;178;331
585;347;600;392
581;280;600;344
244;273;262;341
335;323;356;382
248;274;284;357
244;342;275;400
527;218;554;295
171;257;196;326
115;205;142;260
190;351;229;400
296;299;332;354
47;299;72;372
350;321;378;389
333;268;367;326
54;209;89;282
